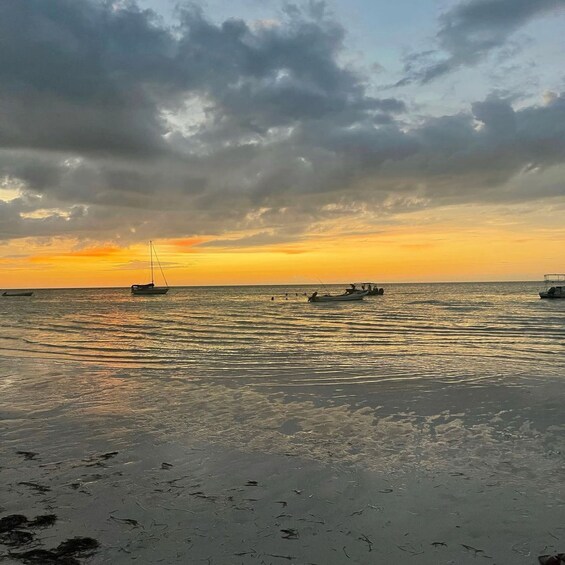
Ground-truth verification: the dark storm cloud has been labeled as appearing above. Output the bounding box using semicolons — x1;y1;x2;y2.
400;0;565;84
387;93;565;200
0;0;175;156
0;0;393;154
0;0;564;244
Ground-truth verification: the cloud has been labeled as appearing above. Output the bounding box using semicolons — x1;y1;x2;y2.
29;245;122;262
0;0;175;157
61;246;122;258
172;237;207;249
0;0;563;247
199;230;302;249
400;0;565;84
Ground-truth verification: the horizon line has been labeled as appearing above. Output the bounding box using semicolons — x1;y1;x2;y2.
0;279;546;291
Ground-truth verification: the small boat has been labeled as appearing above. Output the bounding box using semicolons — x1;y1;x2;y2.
131;282;168;295
2;291;33;297
308;290;369;302
131;241;169;295
347;282;384;296
539;274;565;299
367;287;384;296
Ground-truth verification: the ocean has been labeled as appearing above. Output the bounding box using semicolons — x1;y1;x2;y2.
1;282;563;563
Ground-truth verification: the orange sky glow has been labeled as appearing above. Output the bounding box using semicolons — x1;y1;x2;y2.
2;202;563;289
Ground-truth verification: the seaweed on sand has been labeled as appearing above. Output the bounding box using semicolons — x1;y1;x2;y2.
10;537;99;564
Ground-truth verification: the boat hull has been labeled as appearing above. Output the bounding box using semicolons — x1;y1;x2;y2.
309;292;368;302
539;292;565;299
2;291;33;297
131;287;169;295
349;283;384;296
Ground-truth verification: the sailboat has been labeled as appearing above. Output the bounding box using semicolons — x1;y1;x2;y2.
131;241;169;295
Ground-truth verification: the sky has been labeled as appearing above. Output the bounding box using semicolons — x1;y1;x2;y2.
1;0;564;287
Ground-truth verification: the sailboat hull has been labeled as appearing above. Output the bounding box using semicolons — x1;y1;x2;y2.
131;286;169;295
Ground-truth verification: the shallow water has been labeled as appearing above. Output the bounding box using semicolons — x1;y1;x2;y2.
0;282;564;480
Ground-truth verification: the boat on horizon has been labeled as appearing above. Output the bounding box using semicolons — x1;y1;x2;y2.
2;290;33;297
539;274;565;299
308;290;369;302
347;282;384;296
131;241;169;295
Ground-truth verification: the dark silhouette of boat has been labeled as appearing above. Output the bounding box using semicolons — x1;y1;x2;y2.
2;291;33;296
539;274;565;299
346;283;384;296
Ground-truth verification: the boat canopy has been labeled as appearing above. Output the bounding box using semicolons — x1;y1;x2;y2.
131;283;155;289
544;274;565;284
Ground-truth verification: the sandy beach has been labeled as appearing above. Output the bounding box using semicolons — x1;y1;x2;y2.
1;435;563;564
2;371;564;563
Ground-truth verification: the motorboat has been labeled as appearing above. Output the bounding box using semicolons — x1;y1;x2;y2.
366;286;384;296
2;291;33;297
539;274;565;299
131;241;169;295
308;290;369;302
347;282;384;296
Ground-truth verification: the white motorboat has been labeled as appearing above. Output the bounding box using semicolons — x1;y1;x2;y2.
131;241;169;295
308;290;369;302
539;274;565;299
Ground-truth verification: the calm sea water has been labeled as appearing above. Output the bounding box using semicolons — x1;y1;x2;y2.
1;282;564;481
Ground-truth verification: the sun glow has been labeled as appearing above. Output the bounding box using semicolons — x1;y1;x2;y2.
1;198;563;289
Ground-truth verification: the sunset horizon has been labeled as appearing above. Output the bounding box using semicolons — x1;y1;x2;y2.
1;0;563;287
1;230;560;289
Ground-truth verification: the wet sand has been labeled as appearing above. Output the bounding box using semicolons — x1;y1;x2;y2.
1;437;564;564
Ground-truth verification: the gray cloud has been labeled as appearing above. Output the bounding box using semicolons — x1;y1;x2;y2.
400;0;565;84
0;0;175;156
0;0;564;245
199;230;302;249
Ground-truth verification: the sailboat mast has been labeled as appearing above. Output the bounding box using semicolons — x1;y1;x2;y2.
150;240;154;284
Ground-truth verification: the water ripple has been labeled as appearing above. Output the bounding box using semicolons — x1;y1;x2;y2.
0;283;563;383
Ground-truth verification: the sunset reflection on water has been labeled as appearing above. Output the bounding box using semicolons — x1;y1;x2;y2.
0;282;563;482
